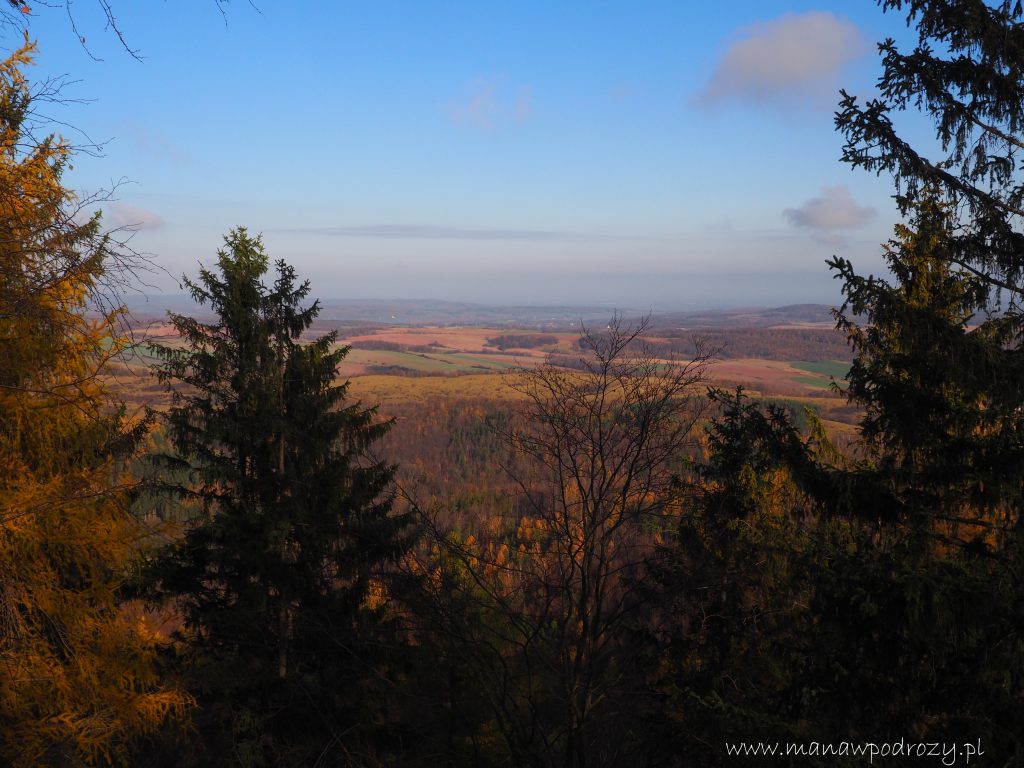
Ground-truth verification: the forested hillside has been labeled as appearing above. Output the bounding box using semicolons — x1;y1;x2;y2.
2;1;1023;766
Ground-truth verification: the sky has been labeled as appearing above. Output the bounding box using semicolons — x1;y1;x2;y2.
8;1;929;309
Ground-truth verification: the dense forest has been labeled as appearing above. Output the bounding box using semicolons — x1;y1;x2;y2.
2;1;1024;766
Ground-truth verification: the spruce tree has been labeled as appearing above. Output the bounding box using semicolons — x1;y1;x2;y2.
834;0;1024;527
151;229;408;767
770;0;1024;750
653;3;1024;759
819;204;1024;759
782;0;1024;752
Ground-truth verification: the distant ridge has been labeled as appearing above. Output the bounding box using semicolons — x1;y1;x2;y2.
123;295;841;330
123;295;627;327
651;303;839;329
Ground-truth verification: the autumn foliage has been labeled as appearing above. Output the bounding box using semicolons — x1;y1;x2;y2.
0;40;189;765
4;2;1024;765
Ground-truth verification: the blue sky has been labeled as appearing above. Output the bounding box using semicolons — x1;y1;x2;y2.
11;2;924;308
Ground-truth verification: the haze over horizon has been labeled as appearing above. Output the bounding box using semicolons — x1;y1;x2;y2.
130;276;843;315
17;2;929;307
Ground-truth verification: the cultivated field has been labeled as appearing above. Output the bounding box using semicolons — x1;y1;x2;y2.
109;319;856;436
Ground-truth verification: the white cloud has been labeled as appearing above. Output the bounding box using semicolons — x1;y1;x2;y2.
105;203;165;231
784;186;876;240
698;11;866;107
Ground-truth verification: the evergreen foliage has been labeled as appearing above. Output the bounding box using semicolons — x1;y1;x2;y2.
817;198;1024;758
838;0;1024;307
644;389;822;766
150;229;409;767
9;2;1024;764
651;2;1024;762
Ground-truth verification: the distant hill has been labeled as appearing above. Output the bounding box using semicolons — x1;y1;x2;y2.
123;295;847;332
123;295;624;328
314;299;621;327
649;303;839;329
643;304;854;361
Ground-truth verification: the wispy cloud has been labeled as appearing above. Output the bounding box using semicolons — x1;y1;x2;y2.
608;84;635;104
697;11;866;108
284;224;579;241
512;86;533;124
105;202;165;231
446;77;533;130
113;120;190;164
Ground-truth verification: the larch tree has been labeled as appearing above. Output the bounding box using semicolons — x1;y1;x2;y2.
0;39;190;766
149;228;410;767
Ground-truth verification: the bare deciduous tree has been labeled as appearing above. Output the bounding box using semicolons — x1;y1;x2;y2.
416;316;714;768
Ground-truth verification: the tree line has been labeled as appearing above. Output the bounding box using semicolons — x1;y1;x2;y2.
3;1;1024;765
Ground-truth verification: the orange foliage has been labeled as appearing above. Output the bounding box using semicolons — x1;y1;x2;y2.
0;40;190;765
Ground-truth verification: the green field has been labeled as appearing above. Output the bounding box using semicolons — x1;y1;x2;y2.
789;360;849;390
344;348;519;373
792;360;850;379
444;352;521;369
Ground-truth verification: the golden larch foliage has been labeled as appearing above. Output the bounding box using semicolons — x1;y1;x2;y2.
0;39;191;766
